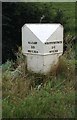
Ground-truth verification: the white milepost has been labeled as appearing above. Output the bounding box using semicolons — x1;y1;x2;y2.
22;24;63;74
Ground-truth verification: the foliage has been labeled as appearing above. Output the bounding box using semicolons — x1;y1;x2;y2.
54;9;67;25
2;2;76;118
2;47;75;118
3;87;75;118
2;60;14;72
50;56;75;79
52;2;75;35
2;2;75;63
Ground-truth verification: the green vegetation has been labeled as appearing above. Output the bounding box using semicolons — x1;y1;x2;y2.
52;2;75;35
2;46;75;118
2;2;75;63
2;2;76;118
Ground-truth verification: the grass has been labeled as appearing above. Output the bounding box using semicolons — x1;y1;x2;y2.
2;74;75;118
2;46;75;118
2;2;76;118
2;78;75;118
3;86;75;118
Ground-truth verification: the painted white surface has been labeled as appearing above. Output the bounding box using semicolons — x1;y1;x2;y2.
23;24;60;43
44;25;63;54
22;24;63;55
22;23;63;73
22;25;44;55
47;24;63;42
26;53;62;74
27;54;44;73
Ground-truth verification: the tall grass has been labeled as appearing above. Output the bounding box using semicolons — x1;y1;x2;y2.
2;44;75;118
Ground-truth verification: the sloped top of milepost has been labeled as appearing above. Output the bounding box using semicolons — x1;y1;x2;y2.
22;24;62;43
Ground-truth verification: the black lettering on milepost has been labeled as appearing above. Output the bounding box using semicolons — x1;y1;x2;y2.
28;50;38;53
28;41;37;44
